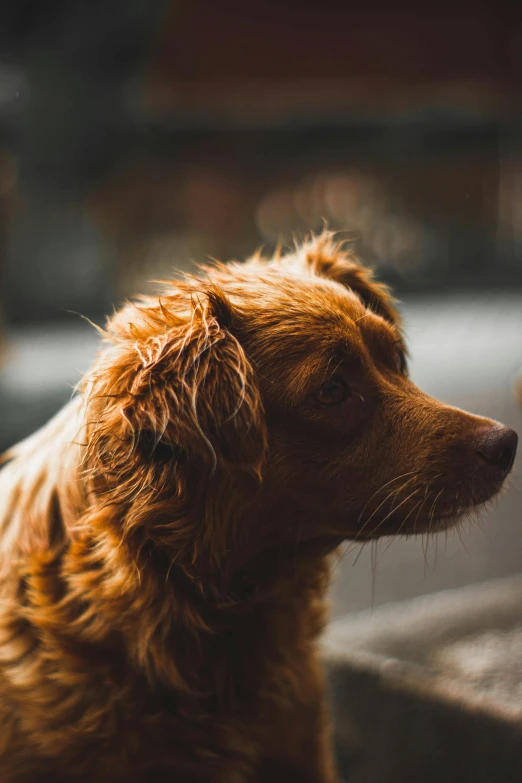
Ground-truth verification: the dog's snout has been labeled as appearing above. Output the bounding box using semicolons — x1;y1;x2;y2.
475;425;518;476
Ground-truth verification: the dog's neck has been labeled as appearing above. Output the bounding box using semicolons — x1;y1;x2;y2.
0;401;330;698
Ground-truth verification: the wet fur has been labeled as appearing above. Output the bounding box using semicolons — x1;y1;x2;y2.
0;235;509;781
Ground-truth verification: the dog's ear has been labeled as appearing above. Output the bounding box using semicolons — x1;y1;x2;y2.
82;286;267;606
298;234;400;326
85;285;266;481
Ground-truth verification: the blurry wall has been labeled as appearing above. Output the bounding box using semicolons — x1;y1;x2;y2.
0;1;520;325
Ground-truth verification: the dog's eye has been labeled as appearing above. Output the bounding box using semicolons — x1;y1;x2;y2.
312;376;351;406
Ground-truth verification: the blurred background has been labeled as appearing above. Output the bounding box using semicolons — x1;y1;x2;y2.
0;0;521;615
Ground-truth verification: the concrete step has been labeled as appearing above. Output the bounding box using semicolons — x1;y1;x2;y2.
322;575;522;782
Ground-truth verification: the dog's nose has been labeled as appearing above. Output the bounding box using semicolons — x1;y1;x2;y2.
475;426;518;476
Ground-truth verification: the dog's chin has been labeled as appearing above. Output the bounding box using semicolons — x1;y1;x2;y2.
345;511;461;541
346;475;511;542
352;500;498;541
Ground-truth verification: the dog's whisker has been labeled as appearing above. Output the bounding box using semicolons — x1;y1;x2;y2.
355;471;417;532
425;487;444;573
376;497;424;563
370;539;378;610
455;523;470;558
351;542;366;568
356;473;420;539
365;486;422;541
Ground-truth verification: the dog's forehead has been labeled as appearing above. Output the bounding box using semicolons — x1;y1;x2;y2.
234;273;378;381
244;268;368;321
210;263;399;369
295;282;368;337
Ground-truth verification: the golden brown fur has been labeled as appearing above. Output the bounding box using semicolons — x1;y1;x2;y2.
0;234;517;781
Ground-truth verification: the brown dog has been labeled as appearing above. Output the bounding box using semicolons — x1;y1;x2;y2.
0;234;517;781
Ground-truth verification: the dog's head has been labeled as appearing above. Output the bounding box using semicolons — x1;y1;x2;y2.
84;234;517;586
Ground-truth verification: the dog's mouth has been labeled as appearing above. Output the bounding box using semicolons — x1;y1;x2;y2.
260;429;517;553
346;424;518;542
353;486;506;540
351;506;465;541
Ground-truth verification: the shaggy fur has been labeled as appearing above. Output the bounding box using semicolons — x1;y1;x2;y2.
0;234;516;782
